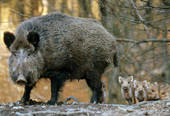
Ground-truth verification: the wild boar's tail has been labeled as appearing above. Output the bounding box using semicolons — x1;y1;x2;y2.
113;52;118;67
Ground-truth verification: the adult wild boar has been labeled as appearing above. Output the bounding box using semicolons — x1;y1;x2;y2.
3;12;118;104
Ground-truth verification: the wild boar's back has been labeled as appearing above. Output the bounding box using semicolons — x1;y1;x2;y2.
15;12;117;71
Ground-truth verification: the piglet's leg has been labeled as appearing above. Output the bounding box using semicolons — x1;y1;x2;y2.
127;99;133;105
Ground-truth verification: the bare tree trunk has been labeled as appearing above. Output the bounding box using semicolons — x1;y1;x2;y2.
98;0;122;104
0;1;1;23
77;0;92;17
162;23;169;83
61;0;67;13
98;0;109;29
15;0;25;21
47;0;56;13
98;0;121;36
30;0;42;16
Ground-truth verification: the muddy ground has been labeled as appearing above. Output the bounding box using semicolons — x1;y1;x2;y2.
0;99;169;116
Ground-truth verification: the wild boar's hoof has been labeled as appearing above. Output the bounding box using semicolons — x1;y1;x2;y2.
47;100;57;105
18;99;30;105
18;99;42;105
90;92;104;104
47;99;64;105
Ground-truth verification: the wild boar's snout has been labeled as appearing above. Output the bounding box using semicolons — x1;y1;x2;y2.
16;75;27;85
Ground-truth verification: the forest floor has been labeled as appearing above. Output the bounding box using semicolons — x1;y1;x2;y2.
0;99;169;116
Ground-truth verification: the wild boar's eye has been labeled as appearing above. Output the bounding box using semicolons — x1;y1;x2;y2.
27;52;33;56
12;53;16;56
11;51;17;56
26;49;32;56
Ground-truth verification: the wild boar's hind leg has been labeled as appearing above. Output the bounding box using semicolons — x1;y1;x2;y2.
47;73;67;105
86;68;105;104
86;78;104;103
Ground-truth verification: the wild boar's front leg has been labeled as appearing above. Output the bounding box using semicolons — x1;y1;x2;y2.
47;73;67;105
20;85;34;104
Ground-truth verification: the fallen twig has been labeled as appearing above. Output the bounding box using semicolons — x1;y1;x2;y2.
64;96;80;104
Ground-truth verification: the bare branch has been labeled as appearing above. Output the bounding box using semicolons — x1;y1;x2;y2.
10;8;31;18
117;38;170;44
129;0;151;38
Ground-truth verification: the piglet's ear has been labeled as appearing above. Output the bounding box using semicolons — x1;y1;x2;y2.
118;76;123;84
129;76;134;82
27;31;40;49
3;32;15;49
133;80;137;88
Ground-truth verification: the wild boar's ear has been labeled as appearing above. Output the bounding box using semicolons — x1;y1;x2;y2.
3;32;15;49
27;31;40;49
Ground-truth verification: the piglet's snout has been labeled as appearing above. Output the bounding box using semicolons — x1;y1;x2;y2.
123;87;128;91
